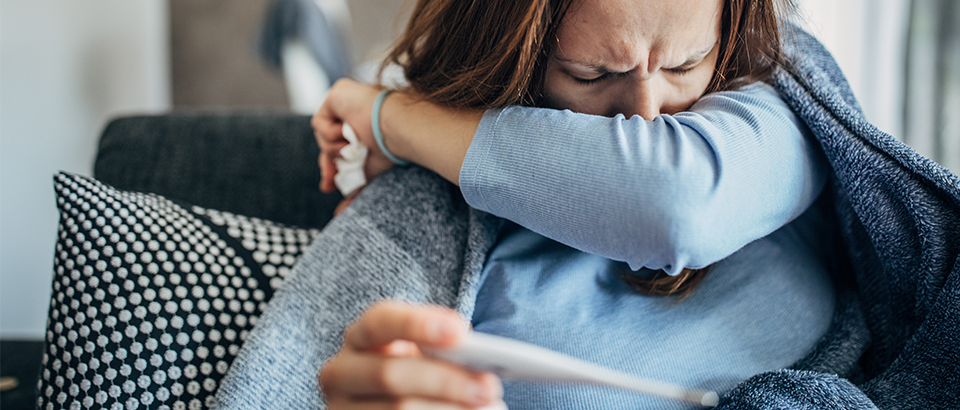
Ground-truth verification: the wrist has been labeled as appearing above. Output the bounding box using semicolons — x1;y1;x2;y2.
377;91;484;185
372;90;410;166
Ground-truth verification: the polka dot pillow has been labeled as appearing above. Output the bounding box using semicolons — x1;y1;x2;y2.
40;172;321;410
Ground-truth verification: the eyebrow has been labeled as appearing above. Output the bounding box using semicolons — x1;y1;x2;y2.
555;42;718;73
675;43;717;68
554;56;613;73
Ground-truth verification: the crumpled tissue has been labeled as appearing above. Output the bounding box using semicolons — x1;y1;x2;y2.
334;123;368;197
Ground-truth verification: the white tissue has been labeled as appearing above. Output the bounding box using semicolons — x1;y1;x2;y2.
334;123;368;197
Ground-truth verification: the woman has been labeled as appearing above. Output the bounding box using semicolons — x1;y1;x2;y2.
312;0;835;409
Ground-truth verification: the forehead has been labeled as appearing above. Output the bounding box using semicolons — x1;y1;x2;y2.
557;0;722;70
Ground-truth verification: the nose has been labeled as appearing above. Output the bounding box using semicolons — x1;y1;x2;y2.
610;77;661;121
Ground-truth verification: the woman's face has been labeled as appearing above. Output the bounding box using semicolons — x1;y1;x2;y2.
543;0;723;120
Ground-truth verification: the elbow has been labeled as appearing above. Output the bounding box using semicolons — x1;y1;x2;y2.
622;194;728;274
664;210;727;270
659;208;722;272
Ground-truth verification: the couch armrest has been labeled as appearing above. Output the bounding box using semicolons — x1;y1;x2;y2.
94;111;341;229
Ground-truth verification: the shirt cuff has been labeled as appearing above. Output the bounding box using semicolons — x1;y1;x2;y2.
458;108;504;212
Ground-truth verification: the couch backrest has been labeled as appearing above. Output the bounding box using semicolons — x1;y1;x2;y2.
94;111;341;230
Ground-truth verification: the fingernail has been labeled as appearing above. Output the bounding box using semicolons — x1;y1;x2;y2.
427;320;458;343
489;375;503;399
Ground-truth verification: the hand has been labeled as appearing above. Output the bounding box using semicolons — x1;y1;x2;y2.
334;196;356;217
312;78;398;195
320;301;506;410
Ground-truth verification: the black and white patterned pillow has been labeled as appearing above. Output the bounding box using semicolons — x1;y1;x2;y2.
40;172;321;410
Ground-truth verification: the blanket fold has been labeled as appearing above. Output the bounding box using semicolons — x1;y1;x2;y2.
213;167;499;408
213;26;960;409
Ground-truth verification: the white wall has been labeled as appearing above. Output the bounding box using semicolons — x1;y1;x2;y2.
795;0;911;138
0;0;171;339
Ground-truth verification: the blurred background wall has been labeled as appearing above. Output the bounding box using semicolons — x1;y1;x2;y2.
798;0;910;139
0;0;408;340
0;0;956;340
1;0;171;339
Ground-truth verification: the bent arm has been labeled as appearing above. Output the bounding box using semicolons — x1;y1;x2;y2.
381;83;828;273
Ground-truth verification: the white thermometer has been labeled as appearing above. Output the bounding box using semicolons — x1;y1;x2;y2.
423;332;720;407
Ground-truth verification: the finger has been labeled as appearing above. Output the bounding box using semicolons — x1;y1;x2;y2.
345;301;467;350
378;340;420;357
321;354;502;406
327;397;506;410
315;117;348;147
312;103;341;146
319;136;349;160
321;138;349;153
310;116;335;147
320;153;338;193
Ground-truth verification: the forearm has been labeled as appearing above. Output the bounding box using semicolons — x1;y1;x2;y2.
378;92;483;185
460;84;827;272
371;83;826;273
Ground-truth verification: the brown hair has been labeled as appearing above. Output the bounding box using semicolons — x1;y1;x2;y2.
385;0;795;297
384;0;572;108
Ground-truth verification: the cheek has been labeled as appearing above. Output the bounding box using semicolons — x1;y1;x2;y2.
660;70;714;114
541;71;567;108
542;68;579;110
659;85;704;114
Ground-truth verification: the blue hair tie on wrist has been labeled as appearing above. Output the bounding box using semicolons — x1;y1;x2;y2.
372;89;410;166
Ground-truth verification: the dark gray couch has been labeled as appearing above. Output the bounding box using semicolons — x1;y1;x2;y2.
30;112;345;410
94;111;342;230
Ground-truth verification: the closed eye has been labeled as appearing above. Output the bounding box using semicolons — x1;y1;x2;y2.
572;65;694;84
572;73;608;85
664;66;695;75
571;71;628;85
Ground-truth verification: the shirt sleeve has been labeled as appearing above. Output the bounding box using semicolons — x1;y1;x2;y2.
458;82;828;274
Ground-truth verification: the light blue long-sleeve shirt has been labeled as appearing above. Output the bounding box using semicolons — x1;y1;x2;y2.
471;203;836;409
459;82;829;274
463;83;836;408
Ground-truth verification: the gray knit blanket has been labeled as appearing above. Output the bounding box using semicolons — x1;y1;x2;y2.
213;27;960;409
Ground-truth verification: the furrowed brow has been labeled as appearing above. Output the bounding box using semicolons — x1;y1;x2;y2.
676;42;718;68
554;56;621;74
